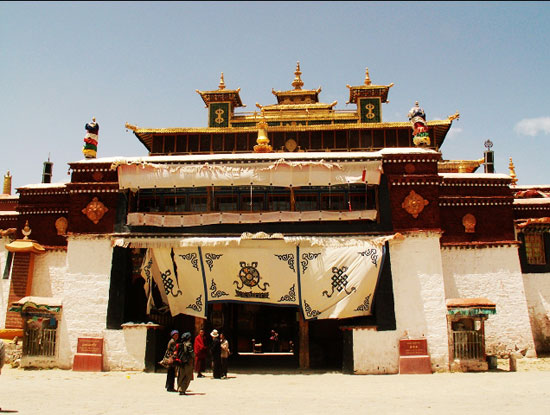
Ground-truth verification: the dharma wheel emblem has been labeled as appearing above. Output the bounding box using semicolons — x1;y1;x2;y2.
402;190;429;219
82;197;109;224
234;261;269;291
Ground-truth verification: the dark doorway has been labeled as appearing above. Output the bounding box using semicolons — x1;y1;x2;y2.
209;303;300;370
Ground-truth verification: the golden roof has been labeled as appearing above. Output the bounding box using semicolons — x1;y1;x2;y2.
271;62;322;104
346;68;394;104
196;72;245;108
438;158;484;173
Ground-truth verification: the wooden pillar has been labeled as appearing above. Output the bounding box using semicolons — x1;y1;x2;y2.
298;313;309;369
194;317;204;336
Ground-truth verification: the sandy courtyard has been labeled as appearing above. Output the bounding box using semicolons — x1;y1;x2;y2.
2;357;550;415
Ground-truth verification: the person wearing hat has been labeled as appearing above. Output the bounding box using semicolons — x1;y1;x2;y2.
174;332;195;395
164;330;179;392
209;329;222;379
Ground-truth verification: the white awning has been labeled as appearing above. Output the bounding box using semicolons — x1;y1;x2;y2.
127;210;377;228
116;158;382;190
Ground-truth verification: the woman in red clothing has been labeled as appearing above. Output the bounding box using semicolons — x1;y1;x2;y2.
193;329;207;378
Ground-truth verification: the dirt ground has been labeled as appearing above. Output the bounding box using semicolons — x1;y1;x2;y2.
1;357;550;415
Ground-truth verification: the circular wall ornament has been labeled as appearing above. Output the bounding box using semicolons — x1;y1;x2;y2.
82;197;109;224
284;138;297;152
401;190;429;219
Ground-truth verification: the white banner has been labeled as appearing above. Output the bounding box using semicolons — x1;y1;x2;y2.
140;237;386;320
200;240;299;306
117;159;382;190
298;243;384;320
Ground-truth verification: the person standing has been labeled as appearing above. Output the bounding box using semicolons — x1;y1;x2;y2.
220;332;230;379
164;330;179;392
193;329;207;378
173;332;195;395
270;329;279;352
210;329;222;379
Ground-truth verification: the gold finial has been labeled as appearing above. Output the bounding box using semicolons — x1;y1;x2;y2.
509;157;518;185
291;61;304;90
22;220;32;240
254;118;273;153
218;72;226;90
364;67;372;86
3;171;12;195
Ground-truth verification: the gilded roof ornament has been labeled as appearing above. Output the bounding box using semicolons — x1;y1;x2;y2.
346;67;394;104
125;122;137;131
448;112;460;122
364;67;372;86
22;220;32;240
509;157;518;185
292;61;304;90
254;118;272;153
218;72;226;90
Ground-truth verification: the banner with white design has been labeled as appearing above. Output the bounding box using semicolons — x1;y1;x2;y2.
298;244;384;320
140;237;386;320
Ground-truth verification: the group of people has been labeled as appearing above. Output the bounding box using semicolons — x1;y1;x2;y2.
164;328;230;395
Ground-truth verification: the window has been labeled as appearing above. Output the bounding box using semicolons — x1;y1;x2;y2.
525;233;546;265
268;194;291;211
241;194;265;212
164;196;186;213
139;195;161;212
320;193;345;211
189;196;208;212
3;251;13;279
295;193;318;211
215;195;239;212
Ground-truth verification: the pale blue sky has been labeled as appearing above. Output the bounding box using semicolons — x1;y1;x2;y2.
1;1;549;190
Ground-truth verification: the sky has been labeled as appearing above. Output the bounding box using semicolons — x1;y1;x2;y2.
1;1;549;191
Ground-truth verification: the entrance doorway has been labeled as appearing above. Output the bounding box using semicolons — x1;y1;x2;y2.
206;303;343;371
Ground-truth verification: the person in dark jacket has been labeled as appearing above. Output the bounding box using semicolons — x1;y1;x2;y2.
164;330;179;392
210;329;222;379
174;332;195;395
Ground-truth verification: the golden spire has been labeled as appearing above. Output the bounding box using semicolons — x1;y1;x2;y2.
3;171;11;195
364;67;372;86
508;157;518;185
291;61;304;90
218;72;226;90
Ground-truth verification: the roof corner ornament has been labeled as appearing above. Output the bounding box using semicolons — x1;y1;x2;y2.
82;117;99;159
448;111;460;122
408;101;430;148
125;122;137;132
291;61;304;90
218;72;226;90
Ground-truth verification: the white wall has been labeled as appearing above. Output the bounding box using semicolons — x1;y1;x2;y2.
352;233;450;374
24;236;148;370
523;272;550;353
441;245;536;357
